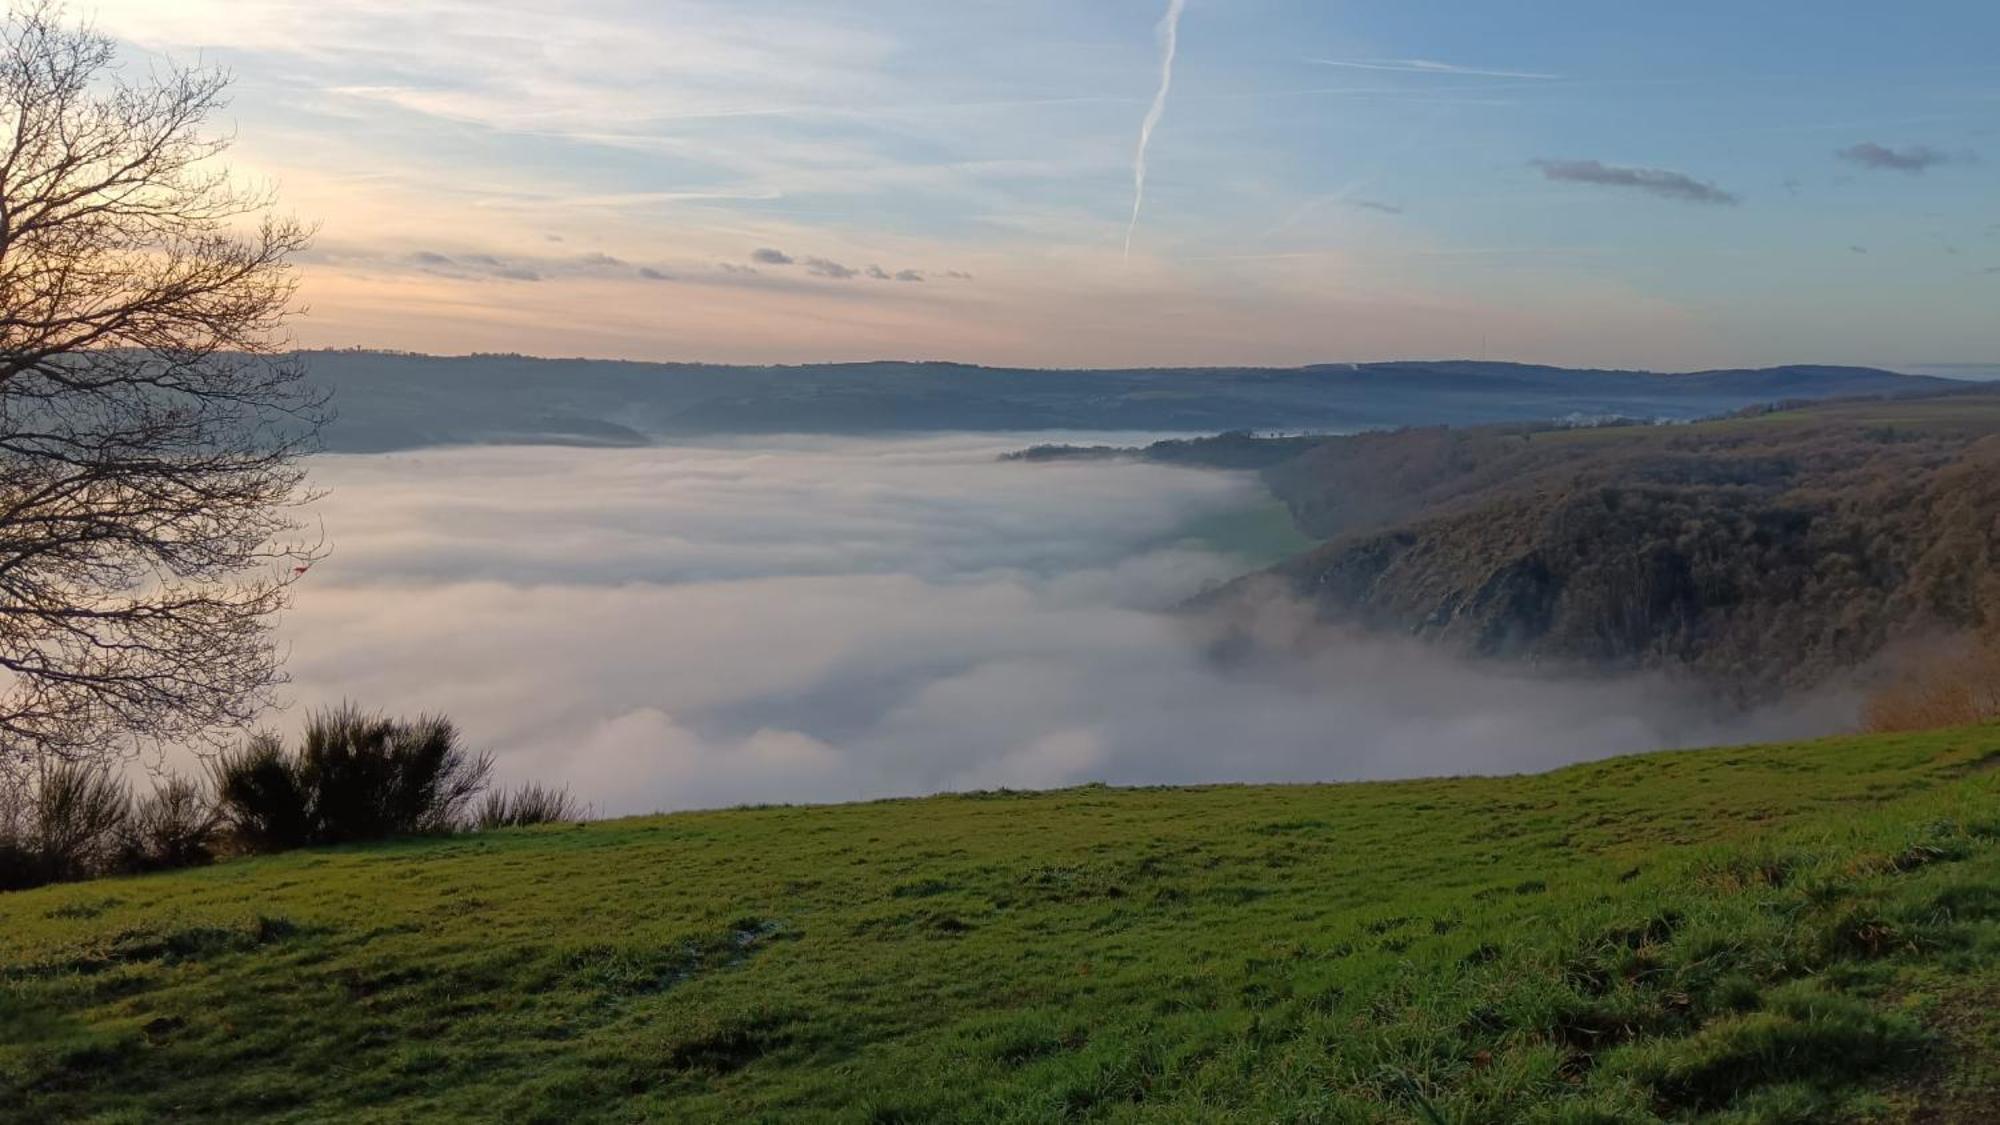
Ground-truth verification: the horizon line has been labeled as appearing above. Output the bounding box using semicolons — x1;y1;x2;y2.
281;347;1963;378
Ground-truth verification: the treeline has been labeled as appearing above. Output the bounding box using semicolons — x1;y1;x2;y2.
1003;431;1326;469
1;706;578;893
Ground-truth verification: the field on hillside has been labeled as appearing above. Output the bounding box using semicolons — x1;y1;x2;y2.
1167;498;1319;566
3;731;1998;1123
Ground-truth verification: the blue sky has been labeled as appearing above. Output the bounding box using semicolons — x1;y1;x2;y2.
92;1;1999;370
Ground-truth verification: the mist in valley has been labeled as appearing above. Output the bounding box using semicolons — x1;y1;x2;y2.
272;435;1850;816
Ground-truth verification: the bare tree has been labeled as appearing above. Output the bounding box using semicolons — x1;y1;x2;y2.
0;2;322;777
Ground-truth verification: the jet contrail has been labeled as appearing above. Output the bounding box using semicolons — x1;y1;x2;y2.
1123;0;1187;262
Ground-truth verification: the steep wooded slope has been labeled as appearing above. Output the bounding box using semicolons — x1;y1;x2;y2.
1243;393;2000;698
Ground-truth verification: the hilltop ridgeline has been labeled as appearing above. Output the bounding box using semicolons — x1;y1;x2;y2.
298;349;1945;451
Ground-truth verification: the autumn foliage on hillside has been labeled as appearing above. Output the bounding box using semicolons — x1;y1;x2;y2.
1864;631;2000;733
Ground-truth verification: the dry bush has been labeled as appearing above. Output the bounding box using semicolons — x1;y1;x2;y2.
476;783;581;830
1863;635;2000;733
213;705;495;851
0;761;134;888
31;762;131;883
117;776;226;873
0;772;36;889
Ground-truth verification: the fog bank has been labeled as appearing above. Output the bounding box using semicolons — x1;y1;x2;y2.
273;435;1845;815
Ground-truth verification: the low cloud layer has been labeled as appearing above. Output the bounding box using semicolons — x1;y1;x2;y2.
273;438;1842;816
1837;142;1955;174
1533;159;1739;205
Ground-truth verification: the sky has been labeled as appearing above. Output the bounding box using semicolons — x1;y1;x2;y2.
87;0;2000;370
258;437;1839;815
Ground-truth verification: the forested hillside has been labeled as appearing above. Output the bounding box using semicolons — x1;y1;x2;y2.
1048;392;2000;700
1258;393;2000;699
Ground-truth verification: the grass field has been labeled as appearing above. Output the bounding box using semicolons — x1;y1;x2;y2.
1168;498;1319;566
3;729;1998;1123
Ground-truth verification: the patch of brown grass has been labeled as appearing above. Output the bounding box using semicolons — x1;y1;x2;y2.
1865;635;2000;734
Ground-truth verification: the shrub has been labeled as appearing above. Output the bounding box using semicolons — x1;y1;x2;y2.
1863;633;2000;733
116;776;225;873
0;762;138;889
298;706;491;842
32;762;131;884
214;705;496;851
0;775;36;891
211;734;315;852
476;783;581;830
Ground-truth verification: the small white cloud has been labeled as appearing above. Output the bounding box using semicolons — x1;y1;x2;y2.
1837;142;1960;174
804;256;859;279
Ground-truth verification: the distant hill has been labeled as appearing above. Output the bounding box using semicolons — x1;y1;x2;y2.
1152;391;2000;700
298;350;1951;451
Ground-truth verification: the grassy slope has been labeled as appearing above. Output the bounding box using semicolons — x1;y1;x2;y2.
1168;499;1319;567
3;731;1998;1123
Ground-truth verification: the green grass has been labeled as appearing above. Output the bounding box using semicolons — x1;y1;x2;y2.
3;729;1998;1122
1169;498;1318;565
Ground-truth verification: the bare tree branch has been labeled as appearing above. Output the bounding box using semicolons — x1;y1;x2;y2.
0;2;324;777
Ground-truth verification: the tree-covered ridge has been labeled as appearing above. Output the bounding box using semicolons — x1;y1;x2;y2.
1202;392;2000;700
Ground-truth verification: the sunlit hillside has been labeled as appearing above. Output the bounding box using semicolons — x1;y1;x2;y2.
5;730;1997;1122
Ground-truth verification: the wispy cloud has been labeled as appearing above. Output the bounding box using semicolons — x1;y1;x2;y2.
307;244;685;286
80;0;1997;368
1532;159;1739;205
1308;57;1559;80
400;250;540;282
751;247;795;265
1350;199;1404;215
1836;142;1960;174
1124;0;1188;262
